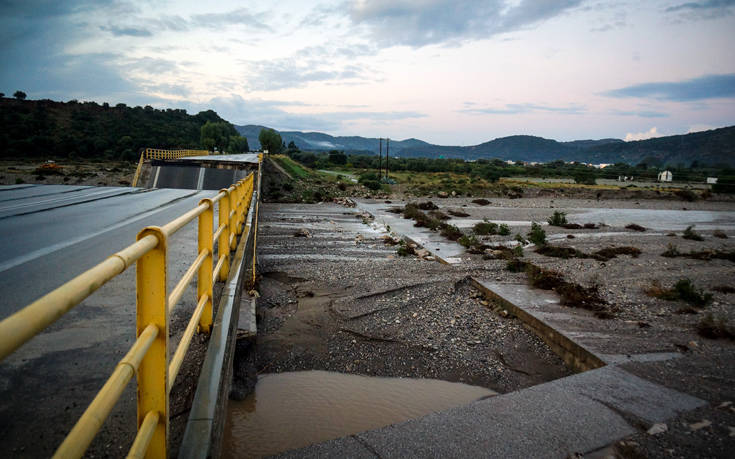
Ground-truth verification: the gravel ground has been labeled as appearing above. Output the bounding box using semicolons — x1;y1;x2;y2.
356;195;735;458
254;203;572;394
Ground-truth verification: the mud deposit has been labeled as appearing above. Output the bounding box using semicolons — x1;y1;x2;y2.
223;370;495;458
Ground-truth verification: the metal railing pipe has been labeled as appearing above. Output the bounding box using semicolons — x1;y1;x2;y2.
167;249;208;313
168;294;209;392
217;188;231;281
126;411;160;459
0;235;158;362
161;203;208;237
53;324;158;458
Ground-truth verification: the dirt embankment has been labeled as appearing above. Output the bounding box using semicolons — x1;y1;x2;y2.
0;160;137;187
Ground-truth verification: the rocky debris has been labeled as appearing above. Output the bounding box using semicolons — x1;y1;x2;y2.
355;234;364;244
293;228;311;238
437;191;449;198
381;235;401;245
333;197;356;207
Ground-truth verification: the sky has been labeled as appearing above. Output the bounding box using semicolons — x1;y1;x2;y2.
1;0;734;145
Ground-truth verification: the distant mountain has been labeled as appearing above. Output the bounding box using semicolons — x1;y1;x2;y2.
236;124;735;166
236;124;430;155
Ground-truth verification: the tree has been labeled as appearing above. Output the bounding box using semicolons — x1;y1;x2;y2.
200;120;235;153
228;135;249;153
258;128;283;154
328;150;347;165
13;91;26;100
0;92;4;98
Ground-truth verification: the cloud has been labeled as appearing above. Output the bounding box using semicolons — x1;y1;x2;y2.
100;25;152;37
244;58;371;91
608;109;669;118
347;0;583;47
460;103;586;115
602;74;735;101
624;127;663;142
665;0;735;20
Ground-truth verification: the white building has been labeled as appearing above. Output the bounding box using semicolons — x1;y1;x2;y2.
707;177;718;184
658;170;673;182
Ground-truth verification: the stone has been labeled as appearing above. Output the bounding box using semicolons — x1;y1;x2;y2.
647;423;667;435
437;191;449;198
689;420;712;431
293;228;311;238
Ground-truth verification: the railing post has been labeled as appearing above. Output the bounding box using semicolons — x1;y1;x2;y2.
218;189;230;281
229;186;237;250
198;199;214;333
136;226;168;458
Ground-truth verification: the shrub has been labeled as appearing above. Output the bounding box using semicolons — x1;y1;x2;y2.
473;220;498;235
697;313;735;340
448;209;470;217
661;243;680;257
683;225;704;241
625;223;646;232
512;244;523;257
514;233;527;245
547;211;568;226
362;180;381;191
498;224;511;236
674;189;698;202
458;234;479;248
713;229;727;239
472;198;490;206
506;259;528;272
645;278;713;307
439;223;463;241
527;222;546;246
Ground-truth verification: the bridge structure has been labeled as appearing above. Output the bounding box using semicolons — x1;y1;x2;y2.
0;150;262;457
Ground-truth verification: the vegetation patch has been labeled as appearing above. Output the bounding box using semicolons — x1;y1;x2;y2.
547;211;568;226
674;189;698;202
644;279;713;307
473;220;498;235
713;229;728;239
527;222;547;246
417;201;439;210
523;263;609;316
428;210;450;220
661;244;735;263
472;198;491;206
697;313;735;340
682;225;704;241
498;223;511;236
626;223;646;232
713;285;735;294
439;223;463;241
448;209;470;217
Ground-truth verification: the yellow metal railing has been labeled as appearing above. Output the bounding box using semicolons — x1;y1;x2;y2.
132;148;210;187
0;172;257;458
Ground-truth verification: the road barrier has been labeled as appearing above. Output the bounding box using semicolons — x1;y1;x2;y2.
0;169;257;458
132;148;211;187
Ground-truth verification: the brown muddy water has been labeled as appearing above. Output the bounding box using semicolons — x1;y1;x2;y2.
222;370;497;458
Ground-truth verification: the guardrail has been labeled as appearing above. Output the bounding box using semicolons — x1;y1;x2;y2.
0;171;257;458
132;148;211;187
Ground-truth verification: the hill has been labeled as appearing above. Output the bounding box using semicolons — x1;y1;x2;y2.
0;98;231;160
238;123;735;166
236;124;431;155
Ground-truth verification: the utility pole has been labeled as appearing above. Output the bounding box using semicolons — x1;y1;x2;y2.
385;138;390;180
378;138;382;179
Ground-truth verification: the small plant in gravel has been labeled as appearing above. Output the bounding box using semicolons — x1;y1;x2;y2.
547;211;568;226
506;259;528;272
625;223;646;232
683;225;704;241
527;222;546;246
645;279;713;307
472;198;490;206
514;233;527;245
592;246;641;261
439;223;463;241
498;224;511;236
512;244;524;257
458;234;480;248
536;245;582;259
661;243;680;257
428;210;450;220
448;209;470;217
713;229;728;239
473;219;498;235
697;313;735;340
674;189;698;202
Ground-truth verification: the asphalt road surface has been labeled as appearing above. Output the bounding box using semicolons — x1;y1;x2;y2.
0;184;222;456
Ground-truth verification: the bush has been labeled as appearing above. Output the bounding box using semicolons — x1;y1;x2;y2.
439;223;463;241
362;180;381;191
683;225;704;241
498;224;511;236
645;278;713;307
674;189;698;202
547;211;568;226
527;222;546;246
473;220;497;235
697;313;734;340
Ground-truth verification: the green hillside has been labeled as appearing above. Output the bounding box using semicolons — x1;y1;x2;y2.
0;97;232;160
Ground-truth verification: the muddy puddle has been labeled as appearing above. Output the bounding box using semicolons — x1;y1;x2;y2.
223;370;496;458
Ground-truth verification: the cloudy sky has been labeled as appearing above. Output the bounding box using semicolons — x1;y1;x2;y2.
1;0;734;145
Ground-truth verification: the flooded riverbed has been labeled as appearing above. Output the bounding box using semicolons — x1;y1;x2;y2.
223;370;496;458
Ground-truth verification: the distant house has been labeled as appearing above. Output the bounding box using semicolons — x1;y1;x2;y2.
658;170;673;182
707;177;718;184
